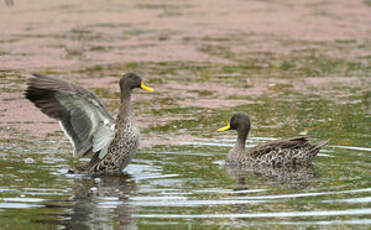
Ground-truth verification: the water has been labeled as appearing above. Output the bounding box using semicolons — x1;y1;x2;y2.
1;79;371;229
0;134;370;229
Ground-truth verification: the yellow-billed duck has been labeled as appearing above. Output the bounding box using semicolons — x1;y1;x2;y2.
217;112;328;167
25;73;153;175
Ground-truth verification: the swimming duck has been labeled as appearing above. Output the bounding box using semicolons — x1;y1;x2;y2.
25;73;153;175
217;112;327;167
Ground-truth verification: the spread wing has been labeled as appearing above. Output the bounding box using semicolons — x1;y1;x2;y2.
25;73;115;158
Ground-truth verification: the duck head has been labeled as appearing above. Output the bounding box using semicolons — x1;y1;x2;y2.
120;72;153;93
218;112;251;148
218;112;251;133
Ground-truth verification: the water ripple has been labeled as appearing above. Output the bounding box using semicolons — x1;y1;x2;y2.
134;208;371;219
130;199;266;207
225;188;371;200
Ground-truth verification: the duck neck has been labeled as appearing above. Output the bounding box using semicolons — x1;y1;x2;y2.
234;127;248;151
119;88;132;120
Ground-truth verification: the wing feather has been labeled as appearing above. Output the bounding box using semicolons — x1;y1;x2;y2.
25;74;115;157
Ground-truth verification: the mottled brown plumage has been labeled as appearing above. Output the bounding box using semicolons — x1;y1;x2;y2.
218;112;328;167
25;73;153;175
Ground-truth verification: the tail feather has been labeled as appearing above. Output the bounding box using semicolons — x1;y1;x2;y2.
312;140;329;151
308;139;329;160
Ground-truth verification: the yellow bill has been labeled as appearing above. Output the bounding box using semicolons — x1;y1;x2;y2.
140;81;154;92
217;121;230;132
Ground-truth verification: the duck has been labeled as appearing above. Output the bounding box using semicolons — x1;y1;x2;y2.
25;72;153;175
217;112;328;167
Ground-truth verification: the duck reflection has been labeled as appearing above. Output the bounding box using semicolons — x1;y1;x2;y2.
226;164;318;190
38;174;137;229
70;174;136;229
